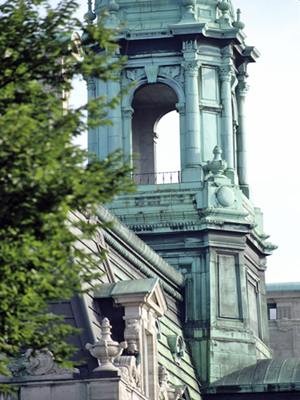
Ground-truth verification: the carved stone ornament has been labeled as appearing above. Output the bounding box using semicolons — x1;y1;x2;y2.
9;349;78;377
159;66;184;84
115;355;140;387
219;65;232;81
125;68;146;82
216;185;235;207
159;366;183;400
167;335;185;365
86;317;127;371
124;318;141;355
145;65;159;83
276;318;294;332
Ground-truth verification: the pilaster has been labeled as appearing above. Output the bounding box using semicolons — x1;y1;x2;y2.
86;77;98;158
181;47;202;182
237;63;250;198
219;65;235;182
122;106;133;167
107;69;123;154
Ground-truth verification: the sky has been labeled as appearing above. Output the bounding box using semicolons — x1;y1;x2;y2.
73;0;300;284
230;0;300;283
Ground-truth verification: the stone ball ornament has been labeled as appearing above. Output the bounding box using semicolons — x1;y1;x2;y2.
216;185;235;207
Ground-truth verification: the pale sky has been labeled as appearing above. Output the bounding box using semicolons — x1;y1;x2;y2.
73;0;300;284
232;0;300;283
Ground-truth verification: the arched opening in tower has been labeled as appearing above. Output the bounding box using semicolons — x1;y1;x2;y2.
156;110;180;179
131;83;179;184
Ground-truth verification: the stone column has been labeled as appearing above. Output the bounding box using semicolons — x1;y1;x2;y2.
107;71;123;153
122;106;134;168
182;59;202;182
86;77;98;157
176;102;186;174
219;65;234;180
237;64;250;197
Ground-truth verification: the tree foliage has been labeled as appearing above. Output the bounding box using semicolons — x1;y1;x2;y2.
0;0;134;376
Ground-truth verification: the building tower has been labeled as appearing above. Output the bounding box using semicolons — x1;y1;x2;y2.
87;0;277;384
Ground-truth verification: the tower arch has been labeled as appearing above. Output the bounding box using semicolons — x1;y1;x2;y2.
130;82;179;178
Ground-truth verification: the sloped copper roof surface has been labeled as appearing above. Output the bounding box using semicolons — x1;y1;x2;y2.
211;358;300;387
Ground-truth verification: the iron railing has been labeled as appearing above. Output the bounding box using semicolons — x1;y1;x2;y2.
132;171;181;185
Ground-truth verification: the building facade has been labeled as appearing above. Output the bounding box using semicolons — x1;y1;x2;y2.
267;282;300;359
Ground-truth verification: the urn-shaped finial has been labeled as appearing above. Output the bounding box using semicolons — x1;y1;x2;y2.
84;0;96;23
217;0;230;12
86;317;127;372
208;146;227;177
233;9;245;29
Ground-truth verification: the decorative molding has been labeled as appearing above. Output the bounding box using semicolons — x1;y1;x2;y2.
124;318;141;355
115;355;140;387
276;318;295;332
218;65;232;81
159;66;184;84
183;40;197;51
125;68;146;82
145;65;159;83
182;60;201;77
167;335;185;365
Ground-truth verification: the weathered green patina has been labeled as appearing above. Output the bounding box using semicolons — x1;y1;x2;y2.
89;0;277;387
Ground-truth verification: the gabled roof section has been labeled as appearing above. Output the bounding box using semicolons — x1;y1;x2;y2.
94;277;167;317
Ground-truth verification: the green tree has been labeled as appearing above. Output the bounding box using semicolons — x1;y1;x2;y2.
0;0;133;377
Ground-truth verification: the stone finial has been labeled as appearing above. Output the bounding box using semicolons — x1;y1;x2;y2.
84;0;96;23
180;0;197;23
233;9;245;30
105;0;120;27
217;0;230;12
216;0;231;26
86;318;127;372
207;146;227;177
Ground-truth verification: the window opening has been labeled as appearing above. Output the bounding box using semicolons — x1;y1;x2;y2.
268;303;277;320
131;83;179;184
156;110;180;184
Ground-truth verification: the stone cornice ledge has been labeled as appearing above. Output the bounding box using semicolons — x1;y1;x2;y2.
95;205;185;290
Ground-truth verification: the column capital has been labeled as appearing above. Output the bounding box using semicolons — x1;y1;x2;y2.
122;106;134;118
218;65;232;82
237;66;249;97
182;60;201;77
237;81;249;97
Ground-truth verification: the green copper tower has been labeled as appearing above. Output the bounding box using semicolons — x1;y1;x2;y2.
88;0;276;384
